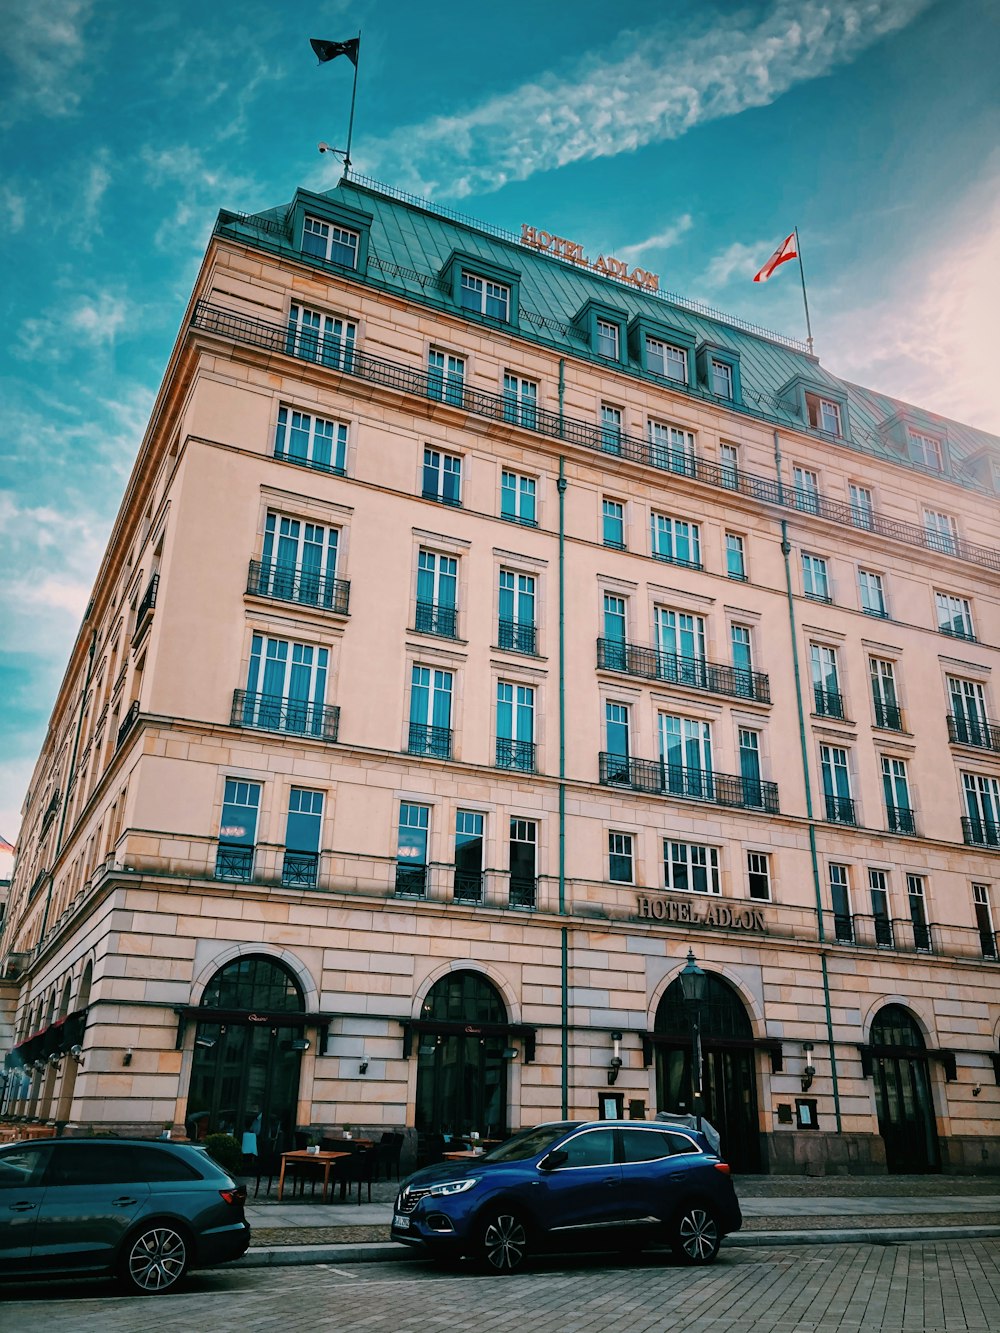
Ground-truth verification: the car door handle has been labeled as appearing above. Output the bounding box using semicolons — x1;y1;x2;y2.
602;1176;618;1187
112;1196;139;1207
9;1201;36;1212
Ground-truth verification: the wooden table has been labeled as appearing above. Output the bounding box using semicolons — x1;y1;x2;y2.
442;1149;486;1160
277;1149;348;1203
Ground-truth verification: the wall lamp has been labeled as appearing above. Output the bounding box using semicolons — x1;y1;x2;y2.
358;1059;369;1075
801;1042;816;1092
122;1048;133;1067
502;1046;519;1061
194;1036;216;1050
608;1031;623;1085
69;1044;84;1064
290;1038;310;1052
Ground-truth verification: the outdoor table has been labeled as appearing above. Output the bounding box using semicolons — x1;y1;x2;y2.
442;1149;485;1160
277;1149;348;1203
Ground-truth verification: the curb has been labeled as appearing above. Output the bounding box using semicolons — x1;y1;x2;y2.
234;1225;1000;1269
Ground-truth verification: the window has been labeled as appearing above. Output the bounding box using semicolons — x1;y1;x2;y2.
806;393;842;435
869;869;893;947
720;442;739;489
602;499;625;549
274;407;348;475
651;513;701;569
849;483;874;530
924;510;958;556
881;756;914;834
416;550;458;637
243;634;330;737
793;467;820;514
659;714;713;798
936;591;974;640
869;658;901;730
286;304;355;369
947;676;990;746
620;1129;697;1162
710;359;733;399
422;447;462;506
496;681;535;771
802;553;831;602
302;216;359;268
829;864;853;942
500;469;537;526
609;832;634;884
739;729;764;808
258;512;342;611
602;593;628;670
509;818;537;907
216;779;260;881
283;788;323;887
963;773;1000;846
820;745;854;824
502;373;537;430
974;884;997;959
726;532;746;580
454;810;484;903
561;1128;615;1168
647;420;695;474
604;701;631;781
600;404;623;454
747;851;771;901
408;666;453;758
596;319;619;359
731;624;754;681
907;874;931;951
909;429;943;471
396;803;429;896
646;336;688;382
655;607;706;687
461;271;509;321
664;841;720;894
810;644;842;718
859;569;887;618
427;349;465;406
498;570;536;654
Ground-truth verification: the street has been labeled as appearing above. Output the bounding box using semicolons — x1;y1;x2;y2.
3;1240;1000;1332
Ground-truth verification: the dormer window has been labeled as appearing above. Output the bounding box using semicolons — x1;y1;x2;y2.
908;429;943;472
302;216;359;269
711;359;733;399
596;319;620;360
461;272;509;321
807;394;842;435
647;336;688;383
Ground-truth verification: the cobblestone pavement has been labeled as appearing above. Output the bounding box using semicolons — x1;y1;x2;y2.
5;1239;1000;1332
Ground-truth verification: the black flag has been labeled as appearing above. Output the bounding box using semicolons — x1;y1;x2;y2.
310;37;359;66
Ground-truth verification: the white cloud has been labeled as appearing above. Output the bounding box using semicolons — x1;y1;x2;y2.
80;147;113;238
363;0;932;197
701;240;777;289
0;0;95;126
15;291;135;361
140;144;260;253
0;184;27;232
614;216;694;265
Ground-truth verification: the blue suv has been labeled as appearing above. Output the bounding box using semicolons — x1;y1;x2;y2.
392;1120;742;1273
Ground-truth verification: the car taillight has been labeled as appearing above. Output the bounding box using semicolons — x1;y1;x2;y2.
220;1185;247;1205
713;1162;731;1176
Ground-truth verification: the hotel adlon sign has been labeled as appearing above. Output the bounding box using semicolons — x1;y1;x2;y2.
520;224;659;292
636;895;767;933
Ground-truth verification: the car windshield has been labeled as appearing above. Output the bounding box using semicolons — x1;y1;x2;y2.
482;1124;580;1163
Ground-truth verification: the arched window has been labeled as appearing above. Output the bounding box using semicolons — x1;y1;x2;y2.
421;970;506;1024
870;1004;926;1050
200;955;304;1012
655;972;753;1041
77;961;93;1012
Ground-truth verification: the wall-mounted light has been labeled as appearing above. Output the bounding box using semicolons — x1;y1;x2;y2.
502;1046;519;1061
358;1059;369;1075
608;1031;623;1085
973;1083;982;1097
122;1048;133;1067
290;1038;310;1052
194;1036;216;1050
418;1042;437;1057
801;1042;816;1092
69;1044;84;1065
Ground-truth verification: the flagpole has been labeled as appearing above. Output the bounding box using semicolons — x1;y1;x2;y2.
343;30;361;177
794;226;815;356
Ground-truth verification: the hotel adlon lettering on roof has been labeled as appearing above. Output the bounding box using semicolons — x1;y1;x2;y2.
2;172;1000;1179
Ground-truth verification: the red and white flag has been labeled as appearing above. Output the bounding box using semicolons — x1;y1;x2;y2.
0;834;14;853
753;232;797;283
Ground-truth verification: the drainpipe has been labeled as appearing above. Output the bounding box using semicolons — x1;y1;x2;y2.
557;357;569;1117
40;628;97;944
777;464;843;1132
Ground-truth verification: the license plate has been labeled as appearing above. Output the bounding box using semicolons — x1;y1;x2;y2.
393;1214;410;1230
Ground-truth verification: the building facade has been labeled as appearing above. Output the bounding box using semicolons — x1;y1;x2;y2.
2;178;1000;1173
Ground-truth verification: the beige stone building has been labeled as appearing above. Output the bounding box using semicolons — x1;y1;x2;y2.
3;177;1000;1173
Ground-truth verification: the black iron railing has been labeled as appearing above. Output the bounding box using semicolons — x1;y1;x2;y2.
599;752;779;813
886;804;917;836
248;560;350;615
496;738;536;772
497;619;537;655
116;700;140;750
408;723;452;759
911;917;932;952
395;865;427;897
813;687;845;719
509;876;537;909
273;447;346;477
232;690;340;741
134;574;159;629
828;911;929;952
597;638;770;704
414;601;457;637
215;845;254;882
963;817;1000;847
453;871;483;903
193;302;1000;577
948;714;1000;752
874;916;895;948
824;794;857;826
873;699;903;730
282;850;319;888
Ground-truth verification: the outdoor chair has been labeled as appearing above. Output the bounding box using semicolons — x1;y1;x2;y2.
377;1132;404;1181
329;1143;375;1204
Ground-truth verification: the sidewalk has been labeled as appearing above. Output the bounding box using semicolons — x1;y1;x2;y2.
234;1173;1000;1269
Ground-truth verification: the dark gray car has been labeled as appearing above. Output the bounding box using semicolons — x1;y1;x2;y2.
0;1137;250;1294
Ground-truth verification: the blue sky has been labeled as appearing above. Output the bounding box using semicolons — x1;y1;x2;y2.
1;0;998;865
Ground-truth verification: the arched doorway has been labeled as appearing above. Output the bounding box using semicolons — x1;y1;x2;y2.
654;971;761;1172
415;971;509;1138
869;1005;939;1173
185;955;305;1149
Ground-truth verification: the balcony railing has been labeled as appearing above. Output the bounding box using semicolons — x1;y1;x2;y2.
497;619;537;655
232;690;340;742
192;301;1000;578
496;738;536;773
873;699;903;731
824;794;857;826
885;804;917;836
453;871;483;903
948;714;1000;752
116;700;140;750
408;722;452;759
215;844;254;882
509;875;537;909
963;816;1000;847
395;865;427;897
282;850;319;888
133;574;159;641
599;752;779;813
597;639;770;704
414;600;457;637
248;559;350;615
813;687;845;719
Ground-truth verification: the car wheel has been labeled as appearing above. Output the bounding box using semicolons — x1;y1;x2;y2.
671;1202;721;1265
119;1222;190;1294
479;1208;529;1274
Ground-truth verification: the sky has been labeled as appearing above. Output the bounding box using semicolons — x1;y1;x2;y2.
1;0;999;870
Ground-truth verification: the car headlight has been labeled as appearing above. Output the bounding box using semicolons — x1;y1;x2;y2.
427;1177;480;1196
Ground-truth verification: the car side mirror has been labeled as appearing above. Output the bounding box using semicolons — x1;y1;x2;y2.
539;1149;568;1171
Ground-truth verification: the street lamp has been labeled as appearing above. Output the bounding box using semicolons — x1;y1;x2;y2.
678;949;707;1131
